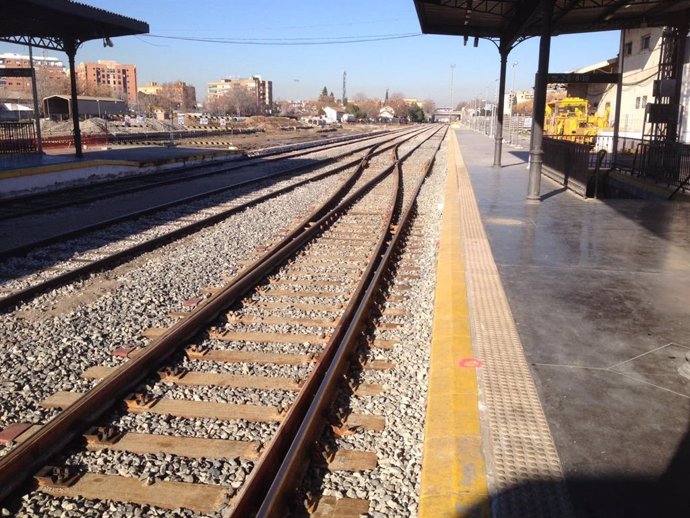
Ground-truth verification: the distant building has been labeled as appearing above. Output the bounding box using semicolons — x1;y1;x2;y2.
208;75;273;112
379;106;396;121
403;98;422;108
43;95;126;119
323;106;346;123
571;28;690;142
137;81;197;111
0;52;66;99
76;60;138;105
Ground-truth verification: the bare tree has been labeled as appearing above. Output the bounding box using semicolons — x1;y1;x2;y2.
226;87;259;116
387;93;409;118
422;99;436;116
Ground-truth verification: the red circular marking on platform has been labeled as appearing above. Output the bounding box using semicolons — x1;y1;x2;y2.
457;358;484;368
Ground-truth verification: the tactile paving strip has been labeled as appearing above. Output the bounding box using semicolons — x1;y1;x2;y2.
452;135;575;518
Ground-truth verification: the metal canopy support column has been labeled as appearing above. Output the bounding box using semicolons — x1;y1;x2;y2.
612;30;625;164
527;0;553;201
64;39;82;158
28;44;42;154
493;43;509;167
669;17;688;142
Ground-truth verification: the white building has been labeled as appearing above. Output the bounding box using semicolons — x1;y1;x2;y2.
590;28;690;142
323;106;345;123
379;106;395;121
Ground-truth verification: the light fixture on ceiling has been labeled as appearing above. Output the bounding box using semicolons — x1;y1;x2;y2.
103;37;114;48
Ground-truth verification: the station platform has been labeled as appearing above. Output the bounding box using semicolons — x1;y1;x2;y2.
0;146;240;198
421;128;690;518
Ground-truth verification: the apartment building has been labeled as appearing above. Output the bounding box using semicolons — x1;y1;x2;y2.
137;81;197;111
0;52;66;98
76;60;137;105
208;75;273;111
588;28;690;141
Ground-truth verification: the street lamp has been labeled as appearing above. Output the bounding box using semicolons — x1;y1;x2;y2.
450;64;456;112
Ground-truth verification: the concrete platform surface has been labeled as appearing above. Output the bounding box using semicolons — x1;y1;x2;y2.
454;128;690;517
0;146;235;172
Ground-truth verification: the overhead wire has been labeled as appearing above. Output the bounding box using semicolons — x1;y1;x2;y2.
141;33;423;45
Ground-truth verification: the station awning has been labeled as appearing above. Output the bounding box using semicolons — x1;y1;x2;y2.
0;0;149;51
414;1;690;50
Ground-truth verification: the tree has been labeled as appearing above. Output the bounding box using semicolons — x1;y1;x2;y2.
408;104;426;123
422;99;436;117
387;93;408;118
345;102;366;120
355;98;381;119
77;77;113;99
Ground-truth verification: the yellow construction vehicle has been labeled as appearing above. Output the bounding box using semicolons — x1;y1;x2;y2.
545;97;610;138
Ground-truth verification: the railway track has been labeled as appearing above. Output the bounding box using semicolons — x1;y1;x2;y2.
0;127;430;312
0;128;404;221
0;125;446;517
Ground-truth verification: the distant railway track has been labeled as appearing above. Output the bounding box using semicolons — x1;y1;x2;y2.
0;125;446;517
0;128;429;312
0;127;407;221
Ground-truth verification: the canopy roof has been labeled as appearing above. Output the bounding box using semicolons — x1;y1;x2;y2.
0;0;149;51
414;0;690;50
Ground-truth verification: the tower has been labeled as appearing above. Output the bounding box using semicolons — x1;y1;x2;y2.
342;70;347;106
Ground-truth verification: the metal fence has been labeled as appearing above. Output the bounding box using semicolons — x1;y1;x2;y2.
542;137;591;197
635;141;690;191
0;122;36;154
467;114;532;148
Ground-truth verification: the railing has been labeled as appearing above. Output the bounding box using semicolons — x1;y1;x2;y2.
0;122;36;155
637;141;690;192
542;136;591;197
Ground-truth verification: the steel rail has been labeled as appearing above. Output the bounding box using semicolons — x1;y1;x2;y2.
0;128;411;221
0;128;434;505
0;128;424;260
0;129;430;312
231;126;447;517
245;129;447;518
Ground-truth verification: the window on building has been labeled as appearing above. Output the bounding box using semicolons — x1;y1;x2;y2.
625;42;632;55
641;34;651;51
635;97;641;109
642;95;648;108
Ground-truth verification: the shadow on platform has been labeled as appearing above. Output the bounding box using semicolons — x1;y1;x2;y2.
460;418;690;518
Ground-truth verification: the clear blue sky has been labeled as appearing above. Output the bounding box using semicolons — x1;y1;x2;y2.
1;0;621;106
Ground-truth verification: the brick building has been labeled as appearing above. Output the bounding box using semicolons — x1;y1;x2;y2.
0;52;66;99
76;60;137;105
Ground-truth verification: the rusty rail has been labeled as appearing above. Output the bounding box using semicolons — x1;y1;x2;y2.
234;126;448;517
0;127;437;505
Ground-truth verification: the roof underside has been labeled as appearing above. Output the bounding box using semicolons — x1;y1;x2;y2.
414;0;690;49
0;0;149;51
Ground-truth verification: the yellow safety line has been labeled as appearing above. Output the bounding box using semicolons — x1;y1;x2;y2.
419;133;488;518
0;160;138;180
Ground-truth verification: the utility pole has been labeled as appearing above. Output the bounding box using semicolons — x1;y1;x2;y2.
509;61;518;144
450;64;456;111
342;70;347;106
